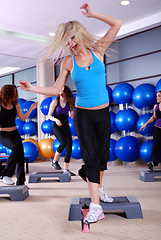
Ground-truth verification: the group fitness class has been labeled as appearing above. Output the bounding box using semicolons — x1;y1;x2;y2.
0;1;161;239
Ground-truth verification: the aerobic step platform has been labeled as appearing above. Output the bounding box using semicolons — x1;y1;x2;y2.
0;185;29;201
28;171;71;183
140;170;161;182
68;196;143;221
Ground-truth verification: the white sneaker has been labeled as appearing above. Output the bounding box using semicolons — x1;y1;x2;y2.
99;186;113;203
84;202;105;224
2;176;14;185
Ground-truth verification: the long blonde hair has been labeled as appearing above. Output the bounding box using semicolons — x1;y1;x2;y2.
42;20;98;64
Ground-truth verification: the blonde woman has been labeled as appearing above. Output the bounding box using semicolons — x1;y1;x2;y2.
20;3;122;224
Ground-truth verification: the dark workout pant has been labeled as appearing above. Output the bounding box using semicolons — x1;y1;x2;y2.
74;106;111;184
0;129;25;185
150;126;161;166
52;122;72;163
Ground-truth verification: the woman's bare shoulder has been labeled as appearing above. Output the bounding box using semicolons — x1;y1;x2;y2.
62;56;73;72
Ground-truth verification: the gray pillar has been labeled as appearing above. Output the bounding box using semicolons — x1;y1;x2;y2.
36;59;55;142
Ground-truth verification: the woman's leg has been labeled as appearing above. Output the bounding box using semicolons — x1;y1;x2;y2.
0;130;25;185
149;127;161;167
63;124;72;170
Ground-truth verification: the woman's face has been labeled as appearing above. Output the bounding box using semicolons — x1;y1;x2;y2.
156;92;161;103
66;31;79;53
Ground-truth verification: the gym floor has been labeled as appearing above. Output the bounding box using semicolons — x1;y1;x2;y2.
0;159;160;240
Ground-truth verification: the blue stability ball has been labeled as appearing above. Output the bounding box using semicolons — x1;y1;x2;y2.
115;136;140;162
109;138;117;162
0;143;6;154
41;120;53;135
106;85;113;104
137;113;155;136
68;116;77;136
22;101;37;119
71;139;82;159
115;109;139;132
112;83;134;105
18;98;26;108
5;147;12;155
15;119;24;135
140;139;153;163
40;97;52;115
23;142;39;163
132;83;156;109
23;121;37;136
155;78;161;94
52;139;66;157
110;111;117;134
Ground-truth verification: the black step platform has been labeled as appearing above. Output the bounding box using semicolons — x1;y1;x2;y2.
140;170;161;182
0;185;29;201
68;196;143;221
28;171;71;183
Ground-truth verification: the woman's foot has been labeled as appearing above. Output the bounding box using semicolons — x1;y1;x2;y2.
84;202;105;224
99;186;113;202
0;176;14;185
52;161;62;170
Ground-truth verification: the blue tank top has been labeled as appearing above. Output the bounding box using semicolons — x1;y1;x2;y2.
71;50;109;108
155;104;161;128
0;104;16;128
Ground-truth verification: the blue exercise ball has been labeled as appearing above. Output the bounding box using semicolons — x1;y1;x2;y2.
132;83;156;109
115;136;140;162
23;121;37;136
40;97;52;115
137;113;155;136
112;83;134;105
110;111;117;134
41;120;53;135
52;139;66;157
155;78;161;94
22;101;37;119
0;143;6;154
22;142;39;163
68;116;77;136
140;140;153;163
71;139;82;159
15;119;24;135
18;98;26;108
115;109;138;132
52;96;57;101
106;85;113;104
109;138;117;162
73;93;77;99
5;147;12;155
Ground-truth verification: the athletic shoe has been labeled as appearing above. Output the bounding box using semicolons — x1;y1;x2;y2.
84;202;105;224
99;186;113;203
2;176;14;185
52;161;62;170
147;162;154;171
63;169;76;176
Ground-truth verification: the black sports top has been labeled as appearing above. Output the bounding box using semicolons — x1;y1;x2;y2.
0;104;16;128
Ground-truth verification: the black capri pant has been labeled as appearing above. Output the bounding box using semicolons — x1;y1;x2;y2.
0;129;25;185
150;126;161;166
74;106;111;184
52;121;72;163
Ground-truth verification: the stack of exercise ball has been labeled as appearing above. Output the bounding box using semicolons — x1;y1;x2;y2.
111;82;141;162
16;98;39;163
39;97;55;158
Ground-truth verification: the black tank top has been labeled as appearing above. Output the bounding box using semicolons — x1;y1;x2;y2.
0;104;16;128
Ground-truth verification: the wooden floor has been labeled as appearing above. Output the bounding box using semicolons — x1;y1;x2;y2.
0;159;161;240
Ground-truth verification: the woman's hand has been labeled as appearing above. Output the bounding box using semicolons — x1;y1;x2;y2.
30;102;38;110
140;124;146;131
19;80;33;91
55;119;62;126
80;3;93;18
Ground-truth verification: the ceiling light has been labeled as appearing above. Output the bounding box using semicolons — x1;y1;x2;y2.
120;0;131;6
49;32;55;37
0;67;21;76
